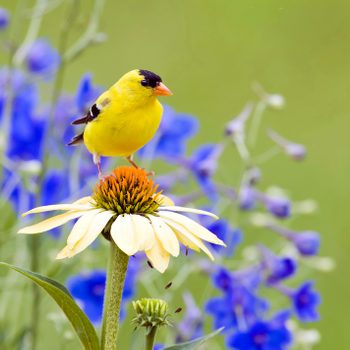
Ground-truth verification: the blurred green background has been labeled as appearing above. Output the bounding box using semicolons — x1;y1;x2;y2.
2;0;350;349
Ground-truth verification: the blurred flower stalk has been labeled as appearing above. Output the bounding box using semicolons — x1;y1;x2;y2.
0;2;332;350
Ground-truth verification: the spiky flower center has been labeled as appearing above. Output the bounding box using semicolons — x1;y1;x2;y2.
92;166;161;215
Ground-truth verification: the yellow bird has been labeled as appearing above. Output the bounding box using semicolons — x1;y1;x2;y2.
68;69;172;176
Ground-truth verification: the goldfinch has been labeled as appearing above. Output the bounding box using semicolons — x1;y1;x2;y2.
68;69;172;175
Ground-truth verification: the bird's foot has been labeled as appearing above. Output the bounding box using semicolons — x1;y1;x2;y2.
98;174;109;182
97;162;104;180
125;156;155;177
126;155;139;168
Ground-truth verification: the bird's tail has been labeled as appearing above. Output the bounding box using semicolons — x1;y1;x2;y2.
67;132;84;146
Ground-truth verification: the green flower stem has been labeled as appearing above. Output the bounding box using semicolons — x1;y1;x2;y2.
29;235;41;350
145;327;157;350
63;0;106;63
13;0;47;66
248;100;266;148
101;242;129;350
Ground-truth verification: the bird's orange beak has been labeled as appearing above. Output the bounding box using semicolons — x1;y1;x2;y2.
154;82;173;96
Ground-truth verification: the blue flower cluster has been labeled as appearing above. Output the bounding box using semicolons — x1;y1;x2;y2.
205;260;320;348
0;39;101;216
135;94;323;349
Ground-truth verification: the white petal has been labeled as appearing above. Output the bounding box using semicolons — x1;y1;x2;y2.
67;209;112;248
159;206;219;219
18;211;86;234
63;210;114;257
148;215;179;256
22;203;93;217
130;215;155;251
110;214;138;256
56;245;73;259
161;217;214;260
174;234;200;252
145;238;170;273
158;211;226;246
73;196;94;205
155;194;175;206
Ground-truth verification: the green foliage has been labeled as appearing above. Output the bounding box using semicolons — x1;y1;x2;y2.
0;262;100;350
163;327;224;350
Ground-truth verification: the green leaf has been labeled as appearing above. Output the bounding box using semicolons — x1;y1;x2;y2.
163;327;224;350
0;262;100;350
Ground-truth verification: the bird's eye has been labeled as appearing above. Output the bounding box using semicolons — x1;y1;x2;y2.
141;79;148;87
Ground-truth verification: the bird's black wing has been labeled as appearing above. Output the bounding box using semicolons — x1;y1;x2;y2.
67;132;84;146
68;98;110;146
71;104;101;125
68;103;103;146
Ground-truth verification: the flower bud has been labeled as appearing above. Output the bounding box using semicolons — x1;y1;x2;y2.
292;231;320;256
225;103;253;136
132;298;171;330
265;196;291;218
268;129;306;161
266;94;285;109
285;143;306;161
239;185;256;210
295;329;321;346
26;39;60;76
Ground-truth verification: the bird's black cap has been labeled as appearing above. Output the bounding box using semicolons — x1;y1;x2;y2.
139;69;162;88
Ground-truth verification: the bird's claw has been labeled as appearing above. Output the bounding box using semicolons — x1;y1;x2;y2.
126;156;139;168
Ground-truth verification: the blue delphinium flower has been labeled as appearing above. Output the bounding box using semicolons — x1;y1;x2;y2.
212;267;234;292
153;345;164;350
239;185;256;210
206;268;268;330
67;270;106;324
138;105;198;160
200;217;242;257
265;197;291;219
176;293;203;342
206;292;238;330
41;170;69;206
268;225;320;257
259;194;291;219
290;282;320;322
225;103;253;137
41;170;70;238
7;79;45;161
212;222;242;257
0;8;9;30
290;231;320;256
187;143;223;201
260;246;297;284
227;311;292;350
67;263;138;324
268;129;306;161
284;143;306;161
25;39;60;77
